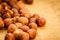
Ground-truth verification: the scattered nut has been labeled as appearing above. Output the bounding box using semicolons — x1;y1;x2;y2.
5;33;15;40
13;29;23;39
37;17;46;27
12;8;20;17
17;1;25;9
21;32;29;40
7;24;17;33
15;23;23;29
27;29;36;39
29;23;38;30
4;18;13;27
29;18;37;23
17;17;29;25
20;25;30;32
25;0;33;4
32;14;40;19
2;12;11;19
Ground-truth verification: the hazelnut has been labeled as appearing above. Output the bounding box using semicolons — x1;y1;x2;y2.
29;23;37;30
15;23;23;29
12;8;20;17
20;8;30;14
13;29;23;39
32;14;40;19
21;13;31;19
25;0;33;4
1;2;7;7
20;25;30;32
17;1;25;9
29;18;36;23
21;32;29;40
5;33;15;40
7;24;17;33
27;29;36;39
37;18;46;27
17;17;29;25
0;17;4;29
4;18;13;27
2;12;11;19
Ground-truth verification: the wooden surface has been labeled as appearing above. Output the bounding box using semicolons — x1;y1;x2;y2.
0;0;60;40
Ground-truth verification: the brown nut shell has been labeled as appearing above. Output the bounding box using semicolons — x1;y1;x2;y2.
17;17;29;25
21;32;29;40
20;25;30;32
13;29;23;39
4;18;13;27
15;23;23;29
37;18;46;27
32;14;40;19
29;18;37;23
29;23;38;30
5;33;15;40
27;29;36;39
7;24;17;33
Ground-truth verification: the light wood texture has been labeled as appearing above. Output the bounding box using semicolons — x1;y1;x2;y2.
0;0;60;40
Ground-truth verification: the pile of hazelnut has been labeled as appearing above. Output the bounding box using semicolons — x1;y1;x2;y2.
0;0;46;40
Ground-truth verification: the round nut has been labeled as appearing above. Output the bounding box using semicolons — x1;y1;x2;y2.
21;32;29;40
32;14;40;19
2;12;11;19
0;17;4;29
4;18;13;27
13;29;23;39
17;1;25;9
20;25;30;32
21;13;31;19
5;33;15;40
7;24;17;33
29;18;37;23
29;23;38;30
15;23;23;29
27;29;36;39
25;0;33;4
17;17;29;25
12;8;20;17
37;18;46;27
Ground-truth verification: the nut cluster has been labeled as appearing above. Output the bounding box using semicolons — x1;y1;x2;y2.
0;0;46;40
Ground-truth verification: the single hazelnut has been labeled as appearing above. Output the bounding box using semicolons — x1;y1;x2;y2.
5;33;15;40
17;17;29;25
4;18;13;27
13;29;23;39
12;8;20;17
15;23;23;29
17;1;25;9
21;32;29;40
37;17;46;27
29;18;36;23
27;29;36;39
2;12;11;19
7;24;17;33
29;23;38;30
20;25;30;32
25;0;33;4
32;14;40;19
